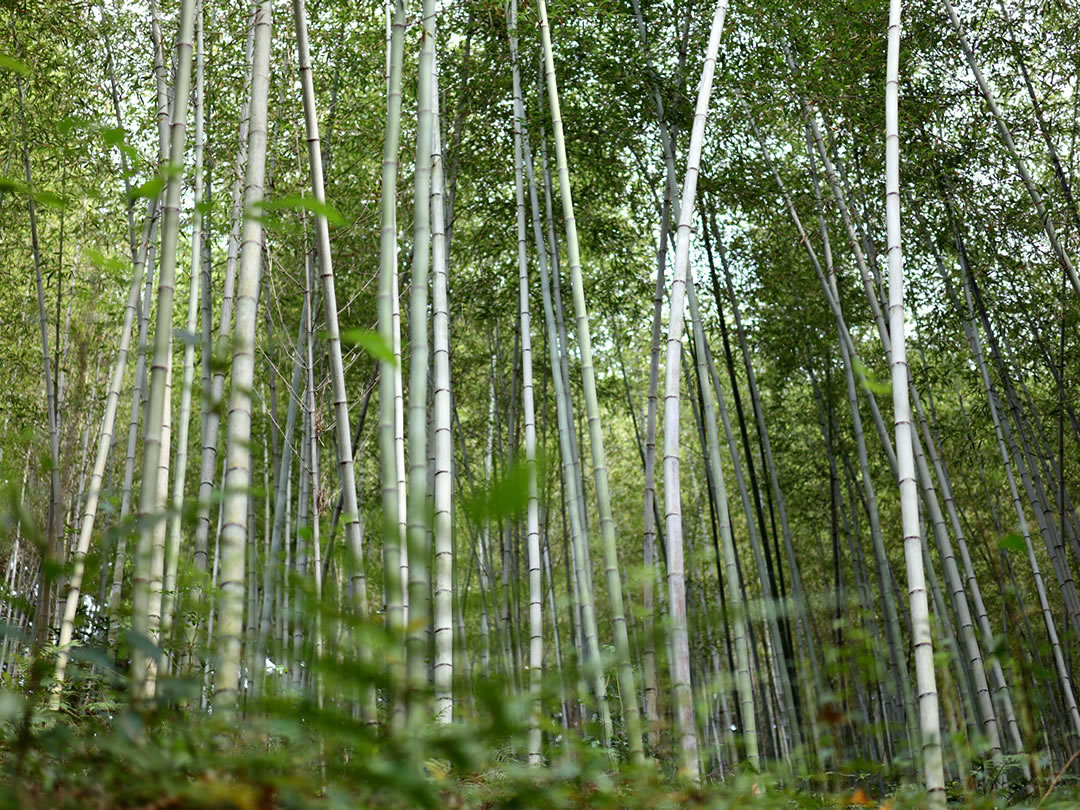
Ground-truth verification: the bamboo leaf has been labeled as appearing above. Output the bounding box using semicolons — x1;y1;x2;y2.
121;629;164;663
852;358;891;396
262;194;345;226
0;52;30;75
338;329;396;366
999;532;1026;553
85;248;127;275
101;126;126;146
128;176;165;202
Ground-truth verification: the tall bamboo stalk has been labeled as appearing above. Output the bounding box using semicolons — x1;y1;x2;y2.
291;0;375;722
521;96;609;744
131;0;196;701
431;51;454;725
162;0;207;647
50;204;157;703
536;0;646;763
213;0;272;713
404;0;435;725
656;0;729;778
940;0;1080;302
509;0;543;762
193;1;256;592
886;3;945;800
378;0;408;731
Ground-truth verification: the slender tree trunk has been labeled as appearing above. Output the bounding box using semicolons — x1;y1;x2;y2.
885;6;945;800
292;0;375;722
108;204;160;643
378;0;408;731
509;0;543;760
213;0;271;714
305;256;326;714
536;0;647;763
193;1;257;593
131;0;196;701
254;307;305;688
629;0;672;752
521;111;608;742
162;1;206;649
404;0;435;725
656;0;729;777
431;51;454;725
50;203;157;702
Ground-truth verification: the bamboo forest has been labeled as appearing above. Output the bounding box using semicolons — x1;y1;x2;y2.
2;0;1080;805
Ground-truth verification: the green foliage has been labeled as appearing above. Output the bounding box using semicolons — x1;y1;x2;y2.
338;329;397;366
1;0;1080;805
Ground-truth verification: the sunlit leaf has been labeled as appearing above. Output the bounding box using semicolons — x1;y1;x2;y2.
128;176;165;201
261;194;345;226
338;328;396;365
852;358;890;396
85;248;128;275
0;52;30;75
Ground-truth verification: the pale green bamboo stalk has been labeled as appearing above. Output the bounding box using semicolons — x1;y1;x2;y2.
521;92;609;743
292;406;311;690
394;272;408;623
404;0;435;726
745;97;915;773
537;113;594;604
910;384;1026;760
378;0;408;732
693;277;803;765
535;0;646;764
105;0;171;646
305;256;326;713
162;0;206;647
50;206;156;705
795;70;1008;773
684;280;758;772
919;227;1080;741
141;349;173;692
940;0;1080;301
508;0;542;761
193;1;256;588
653;0;731;778
628;0;676;752
255;307;305;686
213;0;272;714
431;51;454;724
107;207;159;643
793;29;1002;774
131;0;196;701
292;0;375;723
885;3;945;800
479;374;496;680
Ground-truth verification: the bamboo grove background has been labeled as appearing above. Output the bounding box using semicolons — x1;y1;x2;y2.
0;0;1079;805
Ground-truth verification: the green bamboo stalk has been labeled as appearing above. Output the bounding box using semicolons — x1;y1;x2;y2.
131;0;196;702
535;0;646;764
213;0;272;714
509;0;543;761
378;0;408;732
